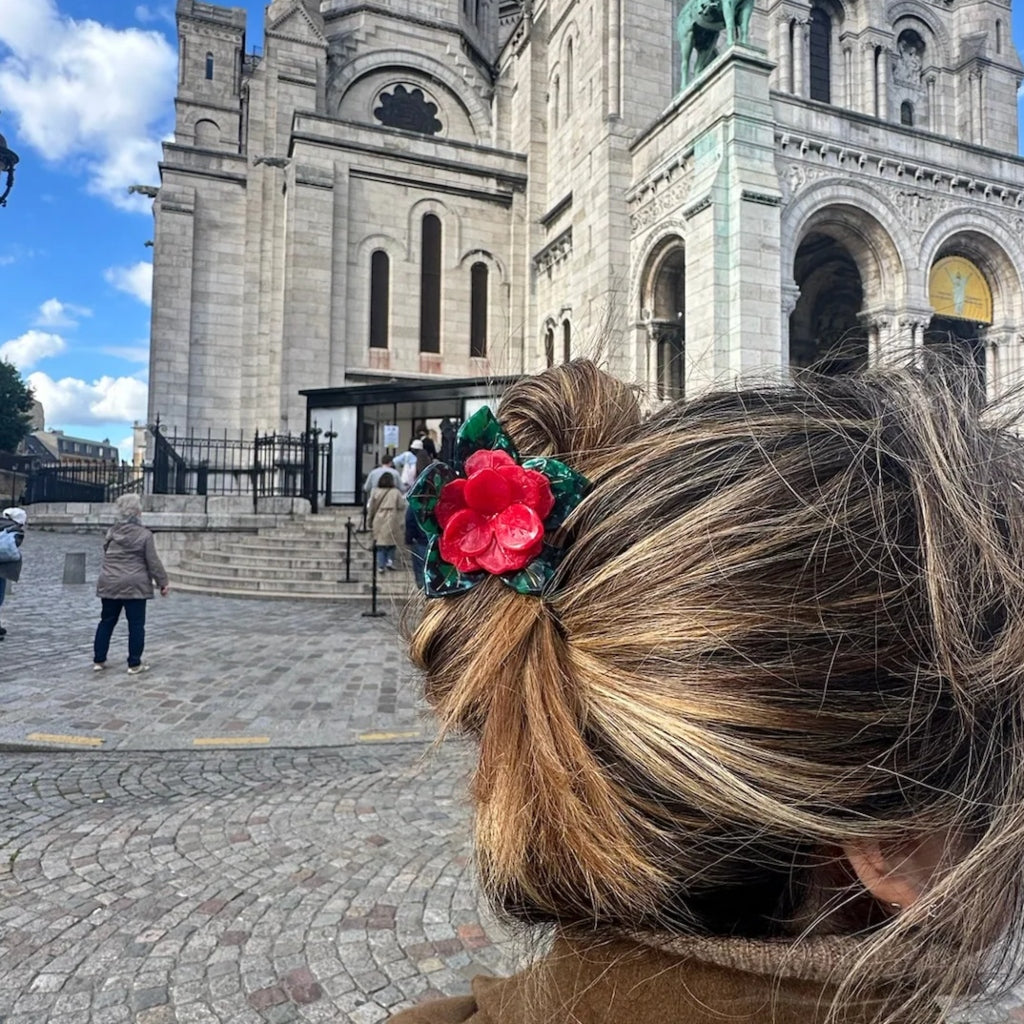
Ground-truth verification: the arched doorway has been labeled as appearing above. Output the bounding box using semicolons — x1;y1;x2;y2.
925;254;992;389
790;233;868;374
645;242;686;400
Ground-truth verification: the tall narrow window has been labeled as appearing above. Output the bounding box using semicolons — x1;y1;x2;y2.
475;0;483;24
420;214;442;353
552;75;561;129
470;262;488;358
562;320;572;362
565;40;574;117
808;8;831;102
205;52;214;80
900;101;914;126
369;251;390;349
545;327;555;367
996;20;1003;53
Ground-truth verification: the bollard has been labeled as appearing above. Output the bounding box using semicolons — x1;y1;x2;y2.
62;552;87;585
344;518;353;583
361;543;386;618
357;502;369;534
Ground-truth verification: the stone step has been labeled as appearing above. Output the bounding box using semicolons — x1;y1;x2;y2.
175;557;414;585
182;549;382;572
188;537;376;556
169;578;418;603
170;566;417;599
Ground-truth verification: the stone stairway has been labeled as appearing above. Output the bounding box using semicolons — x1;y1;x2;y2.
169;506;420;601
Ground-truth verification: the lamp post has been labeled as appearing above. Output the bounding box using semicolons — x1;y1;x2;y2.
0;115;20;207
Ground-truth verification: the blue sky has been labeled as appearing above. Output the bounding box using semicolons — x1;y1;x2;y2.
0;0;266;459
1;0;1023;459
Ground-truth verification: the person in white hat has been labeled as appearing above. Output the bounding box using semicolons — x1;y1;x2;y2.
0;507;27;640
394;438;429;493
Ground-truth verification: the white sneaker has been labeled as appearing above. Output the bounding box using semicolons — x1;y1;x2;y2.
92;662;106;672
126;663;150;675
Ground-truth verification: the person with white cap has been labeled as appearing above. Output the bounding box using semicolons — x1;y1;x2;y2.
0;507;27;640
394;438;429;493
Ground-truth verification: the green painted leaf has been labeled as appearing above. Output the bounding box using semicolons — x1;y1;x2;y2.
408;461;458;538
453;407;518;473
501;545;563;596
423;535;485;598
522;457;591;531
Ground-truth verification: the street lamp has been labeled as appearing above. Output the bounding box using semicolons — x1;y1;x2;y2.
0;116;19;207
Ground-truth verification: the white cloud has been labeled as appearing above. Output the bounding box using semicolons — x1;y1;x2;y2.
0;0;176;211
104;262;153;305
117;434;135;462
27;371;148;425
34;297;92;328
101;344;150;364
0;329;66;369
134;5;174;26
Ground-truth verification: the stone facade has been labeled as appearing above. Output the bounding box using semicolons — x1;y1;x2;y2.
149;0;1024;438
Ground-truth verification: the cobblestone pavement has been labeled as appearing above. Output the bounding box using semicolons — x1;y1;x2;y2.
0;532;520;1022
0;532;426;751
3;533;1024;1023
0;743;520;1023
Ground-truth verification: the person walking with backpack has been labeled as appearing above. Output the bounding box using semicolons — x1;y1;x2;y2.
93;493;169;674
0;507;27;640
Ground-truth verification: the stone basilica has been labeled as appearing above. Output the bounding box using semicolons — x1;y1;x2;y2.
149;0;1024;501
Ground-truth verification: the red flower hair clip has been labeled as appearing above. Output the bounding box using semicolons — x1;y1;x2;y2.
408;408;590;597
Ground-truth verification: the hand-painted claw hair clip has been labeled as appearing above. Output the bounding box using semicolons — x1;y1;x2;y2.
407;407;591;598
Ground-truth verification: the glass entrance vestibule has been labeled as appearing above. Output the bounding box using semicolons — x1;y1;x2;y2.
301;375;517;504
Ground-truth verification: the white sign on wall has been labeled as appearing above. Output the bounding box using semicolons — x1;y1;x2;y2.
383;424;400;448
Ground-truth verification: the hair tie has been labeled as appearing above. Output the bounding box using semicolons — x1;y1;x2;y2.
407;407;591;598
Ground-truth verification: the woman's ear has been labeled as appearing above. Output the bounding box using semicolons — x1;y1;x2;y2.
842;835;951;910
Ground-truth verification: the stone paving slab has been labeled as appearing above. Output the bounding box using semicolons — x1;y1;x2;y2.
1;532;427;752
0;743;522;1023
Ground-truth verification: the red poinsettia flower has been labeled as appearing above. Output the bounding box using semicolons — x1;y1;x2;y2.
435;450;555;574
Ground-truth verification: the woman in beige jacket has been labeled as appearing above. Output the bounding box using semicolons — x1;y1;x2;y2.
368;472;407;572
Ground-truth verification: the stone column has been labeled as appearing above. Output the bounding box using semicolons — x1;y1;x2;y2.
974;72;985;146
984;333;999;401
793;20;807;98
781;283;801;367
876;45;889;121
642;319;658;397
778;17;793;92
926;75;937;132
896;311;931;362
862;42;876;116
861;313;894;365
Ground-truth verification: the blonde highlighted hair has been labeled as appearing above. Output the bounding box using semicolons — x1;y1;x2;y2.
410;360;1024;1023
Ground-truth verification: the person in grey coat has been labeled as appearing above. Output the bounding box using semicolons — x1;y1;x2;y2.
93;493;170;674
0;507;27;640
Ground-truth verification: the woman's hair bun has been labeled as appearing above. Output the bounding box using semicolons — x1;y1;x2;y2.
497;360;642;472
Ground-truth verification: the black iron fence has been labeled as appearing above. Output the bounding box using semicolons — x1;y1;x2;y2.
149;423;332;513
11;425;333;512
21;461;143;505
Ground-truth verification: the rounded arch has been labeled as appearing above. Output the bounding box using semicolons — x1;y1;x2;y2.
635;225;690;315
405;197;461;262
458;247;507;281
356;232;403;263
639;234;687;399
919;214;1024;326
542;316;558;368
193;118;221;148
783;182;911;308
329;51;491;143
885;1;953;66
